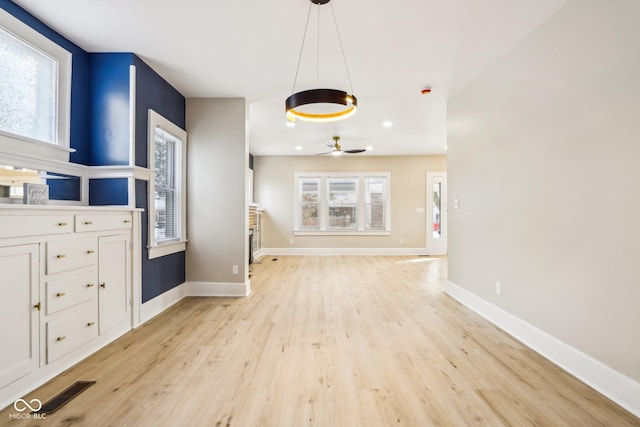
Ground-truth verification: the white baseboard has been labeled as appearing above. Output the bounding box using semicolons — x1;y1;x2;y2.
262;247;428;256
139;282;189;325
187;280;251;297
445;280;640;418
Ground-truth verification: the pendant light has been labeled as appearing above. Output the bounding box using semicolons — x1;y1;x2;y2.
286;0;358;123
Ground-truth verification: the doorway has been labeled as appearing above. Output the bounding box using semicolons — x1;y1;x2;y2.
426;172;447;255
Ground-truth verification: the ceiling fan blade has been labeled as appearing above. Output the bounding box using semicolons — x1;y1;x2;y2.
344;149;367;154
326;142;335;148
316;151;334;156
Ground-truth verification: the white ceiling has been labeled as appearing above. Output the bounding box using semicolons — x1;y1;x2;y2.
14;0;568;156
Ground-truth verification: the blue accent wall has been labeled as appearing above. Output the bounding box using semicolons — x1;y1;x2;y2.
88;53;134;166
132;56;186;301
47;173;81;201
89;178;128;205
0;0;91;164
136;179;185;302
133;56;186;168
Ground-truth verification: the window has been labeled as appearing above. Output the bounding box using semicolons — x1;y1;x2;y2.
327;177;358;230
148;110;187;259
364;176;386;230
299;177;320;230
294;172;391;234
0;9;72;161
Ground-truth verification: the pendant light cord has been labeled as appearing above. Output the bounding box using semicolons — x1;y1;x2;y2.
291;2;313;94
330;2;355;94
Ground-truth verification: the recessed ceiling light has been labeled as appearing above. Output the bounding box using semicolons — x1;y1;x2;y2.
383;121;393;128
444;145;448;150
295;146;303;151
286;122;296;128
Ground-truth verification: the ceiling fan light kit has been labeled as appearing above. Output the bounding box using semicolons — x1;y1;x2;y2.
316;136;367;156
286;0;358;123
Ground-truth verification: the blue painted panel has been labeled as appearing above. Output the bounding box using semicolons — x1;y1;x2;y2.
47;173;81;201
89;178;128;206
136;179;185;302
0;0;91;164
88;53;134;166
133;56;185;168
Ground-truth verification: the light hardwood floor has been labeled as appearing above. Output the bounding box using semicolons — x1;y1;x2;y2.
2;256;638;426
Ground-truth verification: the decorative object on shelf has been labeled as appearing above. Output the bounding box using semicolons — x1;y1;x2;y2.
23;183;49;205
316;136;367;156
286;0;358;123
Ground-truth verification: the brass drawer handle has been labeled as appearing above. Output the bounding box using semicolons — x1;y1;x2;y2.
123;219;131;223
56;336;66;342
34;302;41;311
56;254;66;259
57;222;68;227
86;250;95;254
86;283;95;288
100;283;106;289
87;322;95;327
84;221;93;225
56;292;66;297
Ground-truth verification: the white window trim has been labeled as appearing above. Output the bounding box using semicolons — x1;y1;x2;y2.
293;171;391;235
147;110;187;259
0;8;73;162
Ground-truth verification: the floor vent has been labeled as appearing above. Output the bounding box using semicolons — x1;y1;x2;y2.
35;381;96;414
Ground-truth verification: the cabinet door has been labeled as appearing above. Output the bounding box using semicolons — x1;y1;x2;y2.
0;244;39;388
98;235;131;335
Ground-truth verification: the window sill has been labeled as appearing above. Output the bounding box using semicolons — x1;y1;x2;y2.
294;230;391;236
0;131;74;163
148;240;187;259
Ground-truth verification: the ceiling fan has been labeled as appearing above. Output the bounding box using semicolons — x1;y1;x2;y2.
316;136;367;156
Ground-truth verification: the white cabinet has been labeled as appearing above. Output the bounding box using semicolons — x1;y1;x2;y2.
0;244;39;388
98;234;131;335
0;206;139;408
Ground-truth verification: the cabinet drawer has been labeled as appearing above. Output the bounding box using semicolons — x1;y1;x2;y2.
46;302;98;363
75;214;132;233
0;215;73;239
46;270;98;315
47;237;97;275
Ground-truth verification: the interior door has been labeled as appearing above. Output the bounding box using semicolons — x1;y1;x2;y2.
426;172;447;255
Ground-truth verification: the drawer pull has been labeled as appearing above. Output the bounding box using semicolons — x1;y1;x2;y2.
123;219;131;223
57;222;68;227
56;292;66;297
86;283;95;288
56;336;66;342
34;302;41;311
84;221;93;225
87;322;95;327
86;250;95;254
56;254;66;259
100;283;106;289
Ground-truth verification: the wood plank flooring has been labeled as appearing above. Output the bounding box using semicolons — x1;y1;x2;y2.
2;255;638;426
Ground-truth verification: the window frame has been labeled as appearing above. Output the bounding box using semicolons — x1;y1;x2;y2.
294;172;391;235
0;8;72;162
148;110;187;259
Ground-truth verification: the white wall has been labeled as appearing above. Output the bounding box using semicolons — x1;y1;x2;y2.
254;155;446;252
448;0;640;388
186;98;249;290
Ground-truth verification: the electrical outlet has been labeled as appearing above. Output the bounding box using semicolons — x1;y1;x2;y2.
232;265;239;275
495;282;502;295
289;238;294;244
